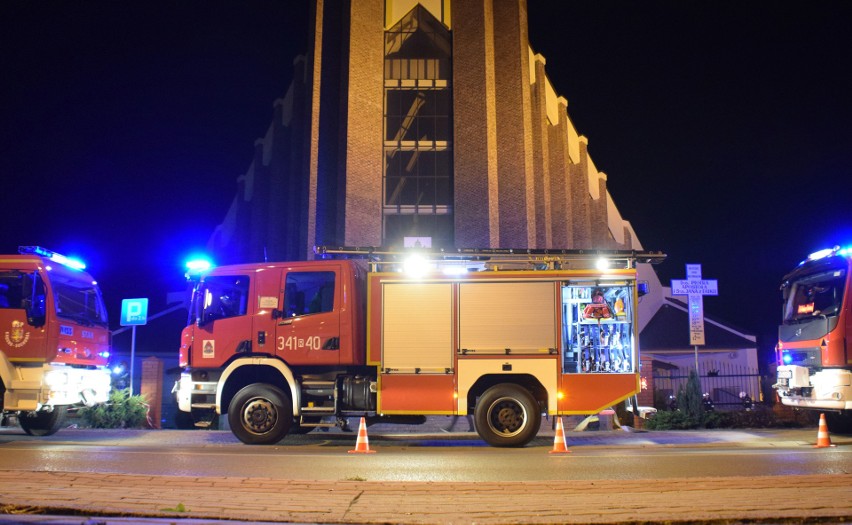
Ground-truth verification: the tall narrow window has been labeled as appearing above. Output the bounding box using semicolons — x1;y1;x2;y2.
384;5;453;248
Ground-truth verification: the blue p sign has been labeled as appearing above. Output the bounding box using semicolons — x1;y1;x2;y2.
120;298;149;326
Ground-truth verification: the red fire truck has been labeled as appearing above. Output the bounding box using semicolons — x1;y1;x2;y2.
775;245;852;433
175;246;664;446
0;246;112;435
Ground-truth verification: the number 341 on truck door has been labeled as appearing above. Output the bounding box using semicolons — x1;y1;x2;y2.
278;335;322;351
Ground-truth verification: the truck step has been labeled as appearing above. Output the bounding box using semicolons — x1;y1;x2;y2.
191;403;217;410
301;406;335;413
299;420;336;428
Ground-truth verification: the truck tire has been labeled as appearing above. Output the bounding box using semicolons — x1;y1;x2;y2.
19;406;66;437
228;384;293;445
474;384;541;447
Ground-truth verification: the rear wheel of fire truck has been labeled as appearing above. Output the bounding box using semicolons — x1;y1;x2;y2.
474;384;541;447
19;406;66;436
228;384;293;444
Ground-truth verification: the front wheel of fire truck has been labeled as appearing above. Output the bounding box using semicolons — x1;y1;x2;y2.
474;384;541;447
228;384;293;445
19;406;66;436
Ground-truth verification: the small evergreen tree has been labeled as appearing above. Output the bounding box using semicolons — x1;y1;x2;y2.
677;369;705;426
80;389;149;429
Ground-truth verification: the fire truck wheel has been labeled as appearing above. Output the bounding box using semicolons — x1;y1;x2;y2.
19;406;66;436
228;384;293;444
474;384;541;447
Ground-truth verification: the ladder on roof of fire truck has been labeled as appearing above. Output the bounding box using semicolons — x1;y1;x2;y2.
314;245;666;271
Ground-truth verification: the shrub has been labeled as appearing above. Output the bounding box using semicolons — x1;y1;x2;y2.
645;404;817;430
678;370;705;422
647;369;708;429
80;389;149;429
644;410;696;430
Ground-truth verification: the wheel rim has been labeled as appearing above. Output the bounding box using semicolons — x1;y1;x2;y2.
240;396;278;435
486;396;527;438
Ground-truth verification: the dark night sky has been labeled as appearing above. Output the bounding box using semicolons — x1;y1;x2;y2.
2;2;851;364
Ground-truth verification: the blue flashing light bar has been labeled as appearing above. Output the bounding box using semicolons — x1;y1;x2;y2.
19;246;86;271
782;353;793;365
185;258;213;273
803;245;852;264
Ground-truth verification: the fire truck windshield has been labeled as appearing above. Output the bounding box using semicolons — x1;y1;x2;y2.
784;267;847;323
50;273;108;327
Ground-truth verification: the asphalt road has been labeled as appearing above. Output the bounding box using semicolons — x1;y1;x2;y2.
0;421;850;524
0;426;848;481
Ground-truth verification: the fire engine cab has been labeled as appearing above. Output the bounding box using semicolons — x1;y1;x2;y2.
775;245;852;433
175;246;664;447
0;246;112;435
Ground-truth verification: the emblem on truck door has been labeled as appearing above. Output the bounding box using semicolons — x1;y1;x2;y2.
5;320;30;348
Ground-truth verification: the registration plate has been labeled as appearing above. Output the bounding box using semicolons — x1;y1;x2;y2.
777;369;792;379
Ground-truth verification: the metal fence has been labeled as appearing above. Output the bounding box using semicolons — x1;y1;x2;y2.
652;361;763;410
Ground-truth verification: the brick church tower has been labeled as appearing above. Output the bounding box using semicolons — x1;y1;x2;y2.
209;0;641;264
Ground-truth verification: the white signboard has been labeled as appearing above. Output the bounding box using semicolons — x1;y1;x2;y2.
671;279;718;296
671;264;718;346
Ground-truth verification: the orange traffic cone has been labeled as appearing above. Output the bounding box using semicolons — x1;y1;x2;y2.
814;413;835;448
348;417;377;454
549;417;571;454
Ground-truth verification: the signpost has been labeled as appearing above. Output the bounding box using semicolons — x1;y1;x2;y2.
120;298;149;395
671;265;718;370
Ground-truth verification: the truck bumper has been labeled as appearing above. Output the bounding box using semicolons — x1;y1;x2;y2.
5;363;111;411
775;365;852;411
174;371;218;414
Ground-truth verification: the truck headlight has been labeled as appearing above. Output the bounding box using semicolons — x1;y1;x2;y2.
45;370;69;387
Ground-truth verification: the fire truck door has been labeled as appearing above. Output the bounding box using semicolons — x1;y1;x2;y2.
0;270;49;361
192;274;253;368
275;269;340;366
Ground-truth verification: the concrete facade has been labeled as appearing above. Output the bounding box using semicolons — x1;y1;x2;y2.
208;0;642;263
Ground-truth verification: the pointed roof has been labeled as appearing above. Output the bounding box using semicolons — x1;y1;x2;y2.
640;296;756;350
385;4;450;57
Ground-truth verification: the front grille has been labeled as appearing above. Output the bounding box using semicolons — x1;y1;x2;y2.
786;347;821;372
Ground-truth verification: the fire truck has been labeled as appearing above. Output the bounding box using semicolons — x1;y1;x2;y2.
0;246;112;435
775;245;852;433
175;246;664;447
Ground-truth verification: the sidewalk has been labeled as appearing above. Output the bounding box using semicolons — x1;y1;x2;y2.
1;471;850;524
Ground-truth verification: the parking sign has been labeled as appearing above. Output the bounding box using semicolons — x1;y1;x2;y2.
120;298;149;326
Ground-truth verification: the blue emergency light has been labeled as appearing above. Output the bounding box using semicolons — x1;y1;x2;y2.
185;257;213;273
803;245;852;264
18;246;86;270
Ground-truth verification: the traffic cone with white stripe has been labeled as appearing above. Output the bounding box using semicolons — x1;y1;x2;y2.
814;413;835;448
348;417;376;454
549;417;571;454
